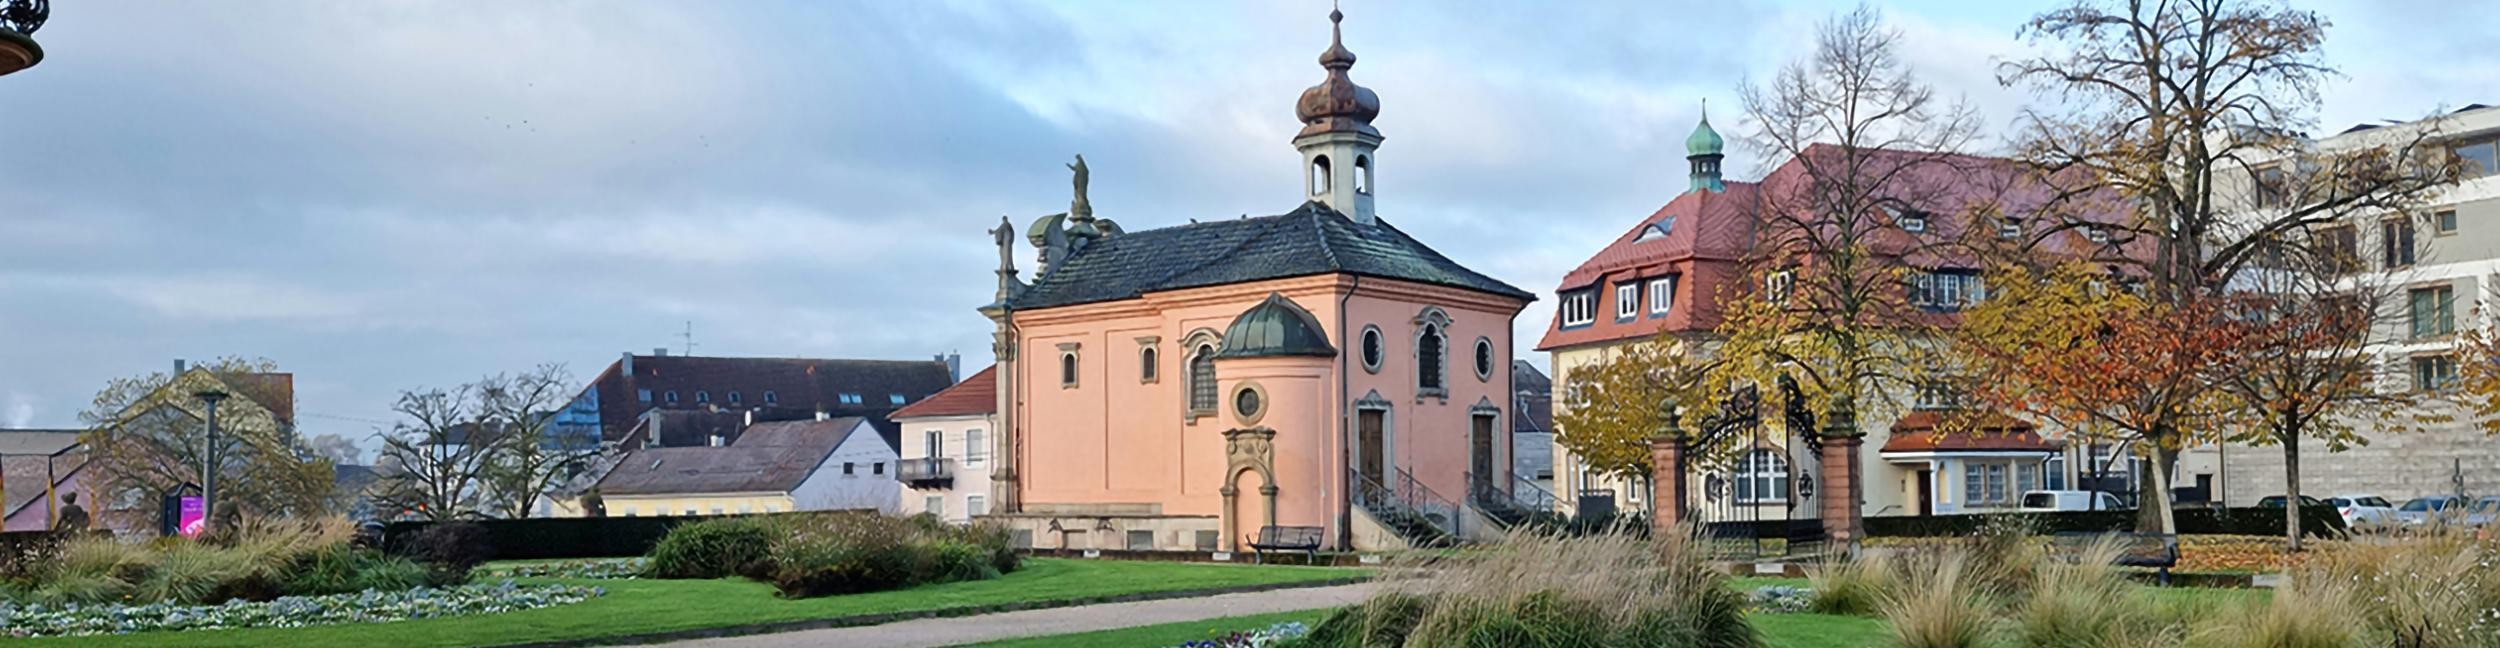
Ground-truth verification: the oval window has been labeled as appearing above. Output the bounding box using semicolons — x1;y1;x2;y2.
1235;387;1263;419
1474;338;1496;381
1360;326;1384;373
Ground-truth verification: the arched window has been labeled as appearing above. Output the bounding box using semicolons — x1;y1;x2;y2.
1189;343;1218;413
1735;449;1790;503
1311;155;1332;195
664;390;679;404
1417;324;1446;393
1140;346;1159;383
695;391;711;404
763;390;778;405
1060;351;1079;388
728;391;742;405
1354;155;1372;194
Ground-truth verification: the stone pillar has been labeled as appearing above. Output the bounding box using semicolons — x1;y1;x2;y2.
1649;435;1689;536
1219;485;1240;551
1818;396;1866;553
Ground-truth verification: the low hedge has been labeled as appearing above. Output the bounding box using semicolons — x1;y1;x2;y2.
1853;505;2347;538
382;509;875;561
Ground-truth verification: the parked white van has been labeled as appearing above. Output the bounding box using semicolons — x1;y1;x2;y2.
2019;490;2127;512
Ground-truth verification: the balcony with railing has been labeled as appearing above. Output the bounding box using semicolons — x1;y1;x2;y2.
898;457;955;489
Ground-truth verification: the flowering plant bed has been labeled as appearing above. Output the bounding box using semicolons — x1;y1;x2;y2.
1174;620;1308;647
0;580;602;638
482;559;649;580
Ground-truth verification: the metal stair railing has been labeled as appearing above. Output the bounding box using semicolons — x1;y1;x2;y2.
1397;467;1462;540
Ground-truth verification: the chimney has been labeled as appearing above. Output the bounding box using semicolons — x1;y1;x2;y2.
938;353;962;383
654;347;669;357
173;358;187;374
815;409;829;422
709;434;725;447
620;352;635;376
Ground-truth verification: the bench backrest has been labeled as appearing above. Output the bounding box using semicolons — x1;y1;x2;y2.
2049;531;2178;564
1256;525;1324;546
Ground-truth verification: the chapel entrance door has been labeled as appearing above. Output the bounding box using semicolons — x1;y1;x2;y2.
1470;414;1497;486
1359;409;1386;487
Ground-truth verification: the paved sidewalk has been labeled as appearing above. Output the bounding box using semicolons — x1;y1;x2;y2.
669;581;1374;648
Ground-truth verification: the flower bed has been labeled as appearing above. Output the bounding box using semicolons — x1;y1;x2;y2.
1176;621;1309;647
1748;584;1813;613
484;559;649;580
0;580;602;638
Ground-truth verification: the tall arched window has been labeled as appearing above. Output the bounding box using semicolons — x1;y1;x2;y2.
1354;155;1372;194
1735;449;1790;503
1189;343;1218;413
1416;324;1446;393
1060;351;1079;388
1310;155;1332;195
695;391;711;404
1140;346;1159;383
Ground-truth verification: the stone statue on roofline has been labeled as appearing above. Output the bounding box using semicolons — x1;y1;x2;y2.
1067;154;1092;222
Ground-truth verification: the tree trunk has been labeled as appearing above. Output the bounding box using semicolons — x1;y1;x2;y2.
2137;435;2179;534
2283;434;2304;552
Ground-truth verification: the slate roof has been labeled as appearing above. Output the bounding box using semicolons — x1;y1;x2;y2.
1007;201;1532;310
595;417;870;496
890;366;997;420
582;355;957;445
1509;362;1552;436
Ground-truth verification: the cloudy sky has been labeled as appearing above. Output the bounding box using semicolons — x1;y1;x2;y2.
1;1;2492;446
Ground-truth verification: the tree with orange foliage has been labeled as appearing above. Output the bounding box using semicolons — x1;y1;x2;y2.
1955;264;2259;533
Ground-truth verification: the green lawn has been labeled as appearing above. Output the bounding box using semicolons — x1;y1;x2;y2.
22;559;1365;648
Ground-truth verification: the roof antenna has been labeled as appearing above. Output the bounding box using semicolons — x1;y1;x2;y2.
681;321;698;356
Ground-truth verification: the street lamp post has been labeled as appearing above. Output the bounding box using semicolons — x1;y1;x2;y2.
194;389;229;533
0;0;48;77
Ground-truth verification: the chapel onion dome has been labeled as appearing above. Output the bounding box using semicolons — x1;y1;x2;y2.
1293;9;1381;139
1217;293;1338;359
1686;110;1725;158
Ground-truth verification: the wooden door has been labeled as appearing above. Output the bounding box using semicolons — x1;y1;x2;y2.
1470;414;1497;485
1359;409;1386;485
1916;470;1934;516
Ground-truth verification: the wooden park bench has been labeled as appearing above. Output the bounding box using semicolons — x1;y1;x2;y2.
2049;531;2180;586
1247;525;1324;564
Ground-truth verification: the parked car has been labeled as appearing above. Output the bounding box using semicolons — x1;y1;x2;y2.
2020;490;2128;512
2465;497;2500;528
2397;496;2466;526
2324;495;2398;530
2255;495;2324;508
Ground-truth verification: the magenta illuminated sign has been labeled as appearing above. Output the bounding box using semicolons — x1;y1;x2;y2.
178;497;206;537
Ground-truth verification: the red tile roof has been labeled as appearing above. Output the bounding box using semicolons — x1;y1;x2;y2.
1880;410;2059;453
1536;145;2147;352
890;366;996;419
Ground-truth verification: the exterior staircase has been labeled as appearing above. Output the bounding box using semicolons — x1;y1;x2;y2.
1469;472;1558;529
1353;469;1457;548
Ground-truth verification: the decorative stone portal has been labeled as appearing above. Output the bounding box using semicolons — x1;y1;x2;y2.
1221;427;1279;551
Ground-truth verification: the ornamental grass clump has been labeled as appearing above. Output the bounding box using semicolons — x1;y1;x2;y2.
1881;551;2000;648
1300;527;1759;648
2186;574;2369;648
5;515;431;607
2290;534;2500;648
1805;552;1897;616
2015;537;2177;648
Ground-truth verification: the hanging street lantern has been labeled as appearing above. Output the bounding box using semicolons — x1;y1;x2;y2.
0;0;48;78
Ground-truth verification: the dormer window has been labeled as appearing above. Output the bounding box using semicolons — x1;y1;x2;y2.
1636;218;1675;242
1615;282;1640;320
2085;225;2111;243
1559;290;1597;327
665;390;679;404
1765;270;1795;303
695;391;711;404
840;393;863;405
763;390;778;405
728;391;742;405
1997;218;2022;239
1649;277;1675;315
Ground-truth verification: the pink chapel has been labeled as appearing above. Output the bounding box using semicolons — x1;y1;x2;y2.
972;9;1536;552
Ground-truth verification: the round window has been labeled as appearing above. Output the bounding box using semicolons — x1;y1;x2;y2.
1234;387;1263;419
1475;338;1496;381
1360;326;1384;372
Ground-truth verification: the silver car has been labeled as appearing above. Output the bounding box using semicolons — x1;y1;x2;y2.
2397;496;2466;527
2326;495;2398;530
2465;497;2500;528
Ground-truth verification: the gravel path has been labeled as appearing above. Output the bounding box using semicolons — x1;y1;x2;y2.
665;581;1374;648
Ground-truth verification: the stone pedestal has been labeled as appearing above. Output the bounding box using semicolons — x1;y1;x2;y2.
1649;436;1689;535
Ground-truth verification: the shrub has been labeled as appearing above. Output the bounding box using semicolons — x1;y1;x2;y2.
645;517;775;579
133;542;256;604
400;521;491;587
280;544;430;596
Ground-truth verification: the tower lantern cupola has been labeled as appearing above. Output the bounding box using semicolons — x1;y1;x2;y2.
1686;103;1726;194
1293;8;1382;225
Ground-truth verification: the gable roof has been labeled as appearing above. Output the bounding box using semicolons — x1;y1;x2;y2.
594;417;871;496
890;366;996;420
1007;201;1532;310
